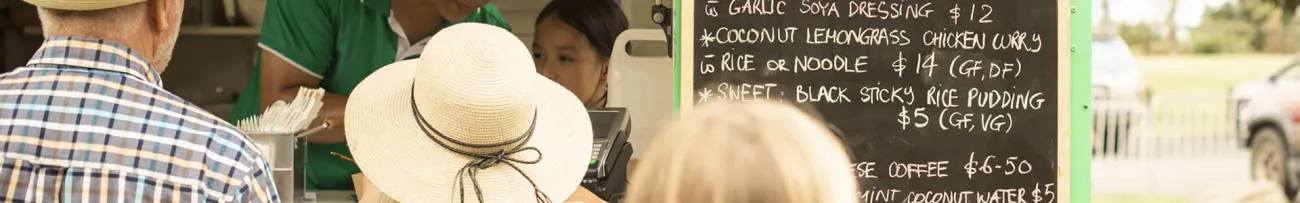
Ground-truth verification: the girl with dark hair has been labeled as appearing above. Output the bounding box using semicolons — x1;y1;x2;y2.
532;0;630;108
532;1;628;201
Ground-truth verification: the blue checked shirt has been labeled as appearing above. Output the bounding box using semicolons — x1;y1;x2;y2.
0;36;279;202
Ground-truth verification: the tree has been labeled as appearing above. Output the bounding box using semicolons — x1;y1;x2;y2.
1261;0;1299;52
1165;0;1181;54
1101;0;1112;26
1191;0;1285;53
1263;0;1299;20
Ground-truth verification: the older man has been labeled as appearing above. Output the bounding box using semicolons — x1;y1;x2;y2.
0;0;278;202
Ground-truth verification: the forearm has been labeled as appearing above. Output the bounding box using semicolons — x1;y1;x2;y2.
275;88;349;143
566;187;608;203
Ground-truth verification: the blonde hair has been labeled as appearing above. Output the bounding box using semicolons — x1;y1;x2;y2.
626;101;859;203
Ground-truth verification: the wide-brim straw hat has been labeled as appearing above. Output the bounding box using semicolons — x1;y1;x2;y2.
24;0;145;10
345;23;593;203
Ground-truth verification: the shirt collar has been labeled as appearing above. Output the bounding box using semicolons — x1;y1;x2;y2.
26;36;163;87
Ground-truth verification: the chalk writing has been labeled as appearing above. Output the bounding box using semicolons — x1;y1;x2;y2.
926;86;960;108
704;0;720;17
721;52;759;72
698;83;1037;133
921;30;1044;53
849;159;1056;203
948;3;994;25
805;27;911;46
854;162;878;178
800;0;842;17
700;27;800;46
897;106;930;130
948;55;1023;80
794;55;870;73
937;108;1014;133
891;52;939;77
852;184;1057;203
860;85;916;105
729;0;787;16
696;82;782;104
887;161;949;178
964;152;1033;178
695;0;1059;199
847;1;935;19
797;85;854;103
859;188;904;203
965;88;1046;110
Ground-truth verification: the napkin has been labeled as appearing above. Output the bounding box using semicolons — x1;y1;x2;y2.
236;87;326;133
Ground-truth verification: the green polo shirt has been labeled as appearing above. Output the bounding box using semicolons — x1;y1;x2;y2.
229;0;511;191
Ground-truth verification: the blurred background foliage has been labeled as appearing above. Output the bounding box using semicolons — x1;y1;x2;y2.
1111;0;1300;55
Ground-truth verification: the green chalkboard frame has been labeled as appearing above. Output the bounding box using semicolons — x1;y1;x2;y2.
1069;0;1092;202
669;0;1091;202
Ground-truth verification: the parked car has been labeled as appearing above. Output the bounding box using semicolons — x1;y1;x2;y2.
1092;34;1151;155
1232;57;1300;195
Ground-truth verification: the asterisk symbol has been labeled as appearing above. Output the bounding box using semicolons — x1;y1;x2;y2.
699;29;716;48
697;88;714;104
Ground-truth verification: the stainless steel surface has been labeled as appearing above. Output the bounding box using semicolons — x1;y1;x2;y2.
296;123;330;139
245;124;331;203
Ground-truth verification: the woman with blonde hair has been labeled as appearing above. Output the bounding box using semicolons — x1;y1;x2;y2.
626;101;859;203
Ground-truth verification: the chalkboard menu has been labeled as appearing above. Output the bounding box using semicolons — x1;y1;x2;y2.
684;0;1066;202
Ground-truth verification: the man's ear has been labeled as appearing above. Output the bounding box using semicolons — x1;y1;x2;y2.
150;0;180;32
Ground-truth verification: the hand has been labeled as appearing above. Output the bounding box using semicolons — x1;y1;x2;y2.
565;187;607;203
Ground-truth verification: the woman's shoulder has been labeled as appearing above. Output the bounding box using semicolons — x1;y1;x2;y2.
457;4;513;32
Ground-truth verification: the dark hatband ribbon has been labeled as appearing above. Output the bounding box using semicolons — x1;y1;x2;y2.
409;84;552;203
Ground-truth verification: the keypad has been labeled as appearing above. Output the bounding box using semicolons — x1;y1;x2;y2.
591;143;604;161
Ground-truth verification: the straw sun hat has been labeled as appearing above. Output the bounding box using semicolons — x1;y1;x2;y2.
345;23;593;203
23;0;147;11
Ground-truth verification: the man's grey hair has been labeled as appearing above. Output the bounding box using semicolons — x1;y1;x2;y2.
36;3;148;39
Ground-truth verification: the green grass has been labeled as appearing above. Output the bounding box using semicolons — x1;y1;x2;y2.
1093;193;1192;203
1137;54;1293;93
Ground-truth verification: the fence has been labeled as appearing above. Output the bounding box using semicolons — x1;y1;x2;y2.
1093;92;1241;160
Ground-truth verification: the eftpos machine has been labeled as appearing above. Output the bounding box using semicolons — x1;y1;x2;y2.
582;108;633;203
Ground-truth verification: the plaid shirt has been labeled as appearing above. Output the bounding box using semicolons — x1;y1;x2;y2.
0;36;279;203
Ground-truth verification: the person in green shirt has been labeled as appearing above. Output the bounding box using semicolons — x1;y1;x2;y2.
229;0;511;190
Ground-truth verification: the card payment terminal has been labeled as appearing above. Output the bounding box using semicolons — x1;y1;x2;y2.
582;108;632;202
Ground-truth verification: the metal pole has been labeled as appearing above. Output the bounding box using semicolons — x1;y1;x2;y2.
651;0;673;57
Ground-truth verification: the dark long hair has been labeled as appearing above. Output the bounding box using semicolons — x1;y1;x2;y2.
536;0;630;60
536;0;629;108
